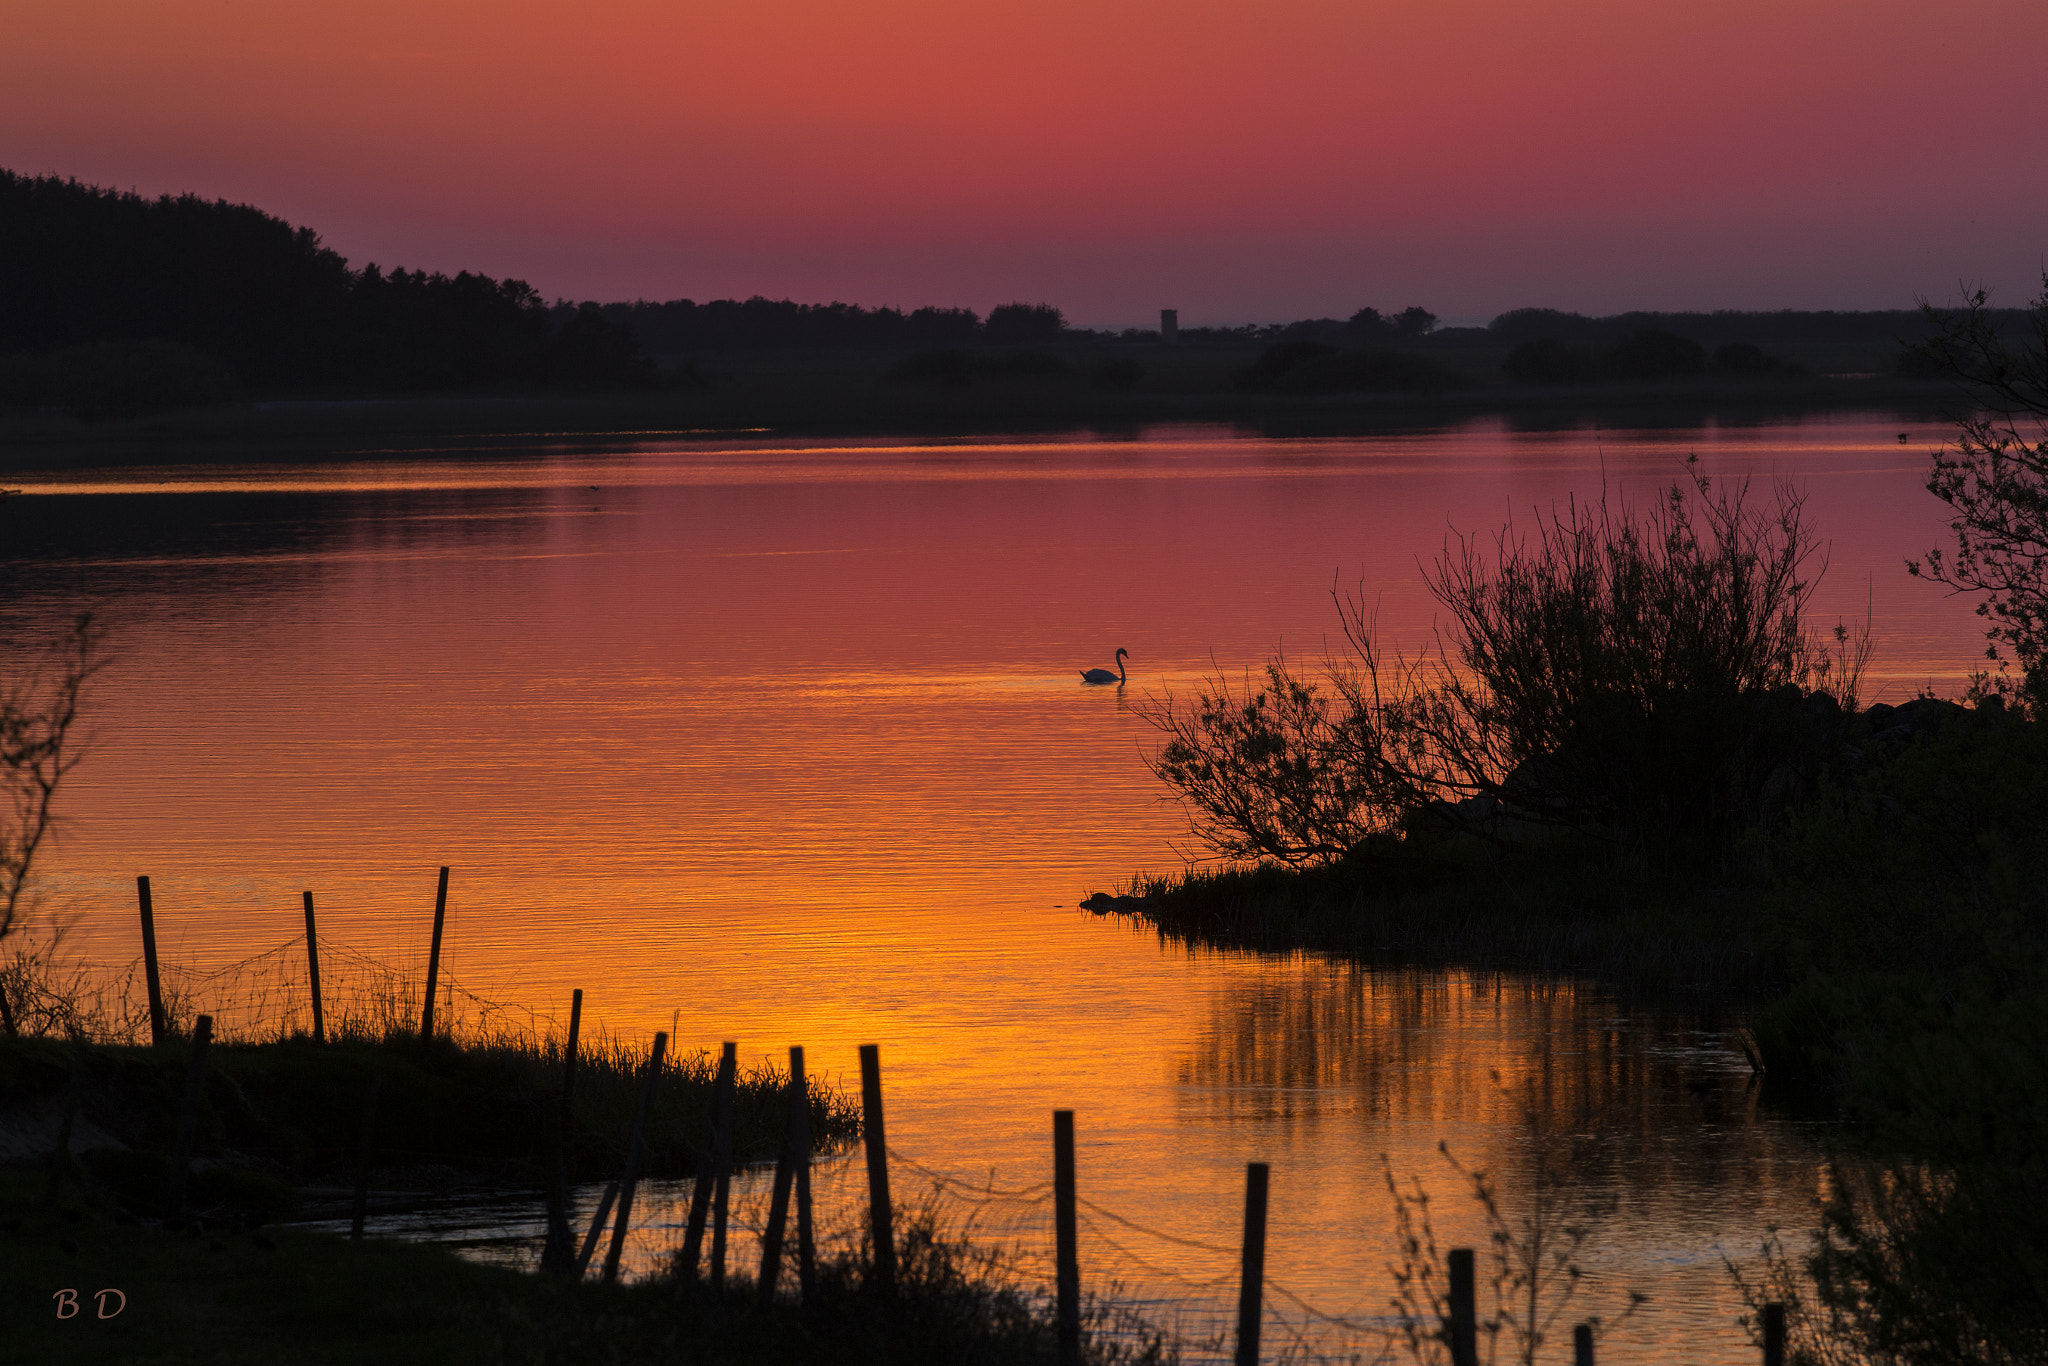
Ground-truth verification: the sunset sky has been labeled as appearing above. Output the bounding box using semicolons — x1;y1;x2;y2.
5;0;2045;324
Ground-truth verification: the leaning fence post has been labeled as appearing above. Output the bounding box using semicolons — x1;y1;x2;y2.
1448;1247;1478;1366
600;1031;668;1285
859;1043;895;1298
1763;1302;1786;1366
350;1069;384;1238
680;1042;737;1278
573;1181;619;1277
165;1014;213;1221
137;876;166;1047
1054;1110;1081;1366
1236;1162;1269;1366
419;866;449;1046
1574;1322;1594;1366
302;891;324;1045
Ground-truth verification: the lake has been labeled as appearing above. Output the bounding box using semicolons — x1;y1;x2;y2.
1;413;1983;1361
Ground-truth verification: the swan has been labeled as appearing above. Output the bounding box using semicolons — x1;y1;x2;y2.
1081;648;1128;685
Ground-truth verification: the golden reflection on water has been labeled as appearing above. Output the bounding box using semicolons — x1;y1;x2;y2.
2;415;1961;1361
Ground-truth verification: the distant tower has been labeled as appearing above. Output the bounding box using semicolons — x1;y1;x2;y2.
1160;309;1179;345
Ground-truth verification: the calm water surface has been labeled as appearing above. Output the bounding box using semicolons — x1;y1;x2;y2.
2;415;1983;1361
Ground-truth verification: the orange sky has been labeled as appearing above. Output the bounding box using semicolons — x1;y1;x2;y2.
5;0;2045;322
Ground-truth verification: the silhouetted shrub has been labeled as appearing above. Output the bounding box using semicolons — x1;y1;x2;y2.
1489;307;1604;344
541;305;657;390
883;349;1070;386
1344;308;1398;341
1234;341;1339;390
983;303;1065;346
1238;342;1461;395
1502;339;1599;385
0;338;240;418
1283;348;1464;395
886;349;977;387
1144;471;1863;864
1088;358;1145;390
985;350;1071;378
1604;329;1707;381
1395;306;1439;337
1710;342;1780;376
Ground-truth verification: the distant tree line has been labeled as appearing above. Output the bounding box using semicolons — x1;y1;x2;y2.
0;169;653;412
6;166;2022;419
585;298;1067;353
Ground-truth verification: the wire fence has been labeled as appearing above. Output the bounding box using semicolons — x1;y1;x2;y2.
3;928;1768;1365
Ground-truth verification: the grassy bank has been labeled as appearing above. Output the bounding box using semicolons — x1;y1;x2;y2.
1118;843;1777;1008
0;1166;1165;1366
0;1028;861;1223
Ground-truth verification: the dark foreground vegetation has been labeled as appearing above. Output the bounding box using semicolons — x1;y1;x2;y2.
0;166;2018;440
1117;282;2048;1364
0;1161;1161;1366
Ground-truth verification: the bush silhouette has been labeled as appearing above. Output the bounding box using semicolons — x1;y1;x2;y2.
1088;358;1145;390
1503;339;1599;385
1605;330;1707;381
983;303;1064;346
885;349;977;387
0;339;239;418
1710;342;1780;376
1235;341;1339;390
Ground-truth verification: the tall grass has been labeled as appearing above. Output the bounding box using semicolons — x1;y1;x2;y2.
0;934;861;1187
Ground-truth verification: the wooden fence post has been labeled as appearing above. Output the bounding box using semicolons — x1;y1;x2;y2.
1448;1247;1478;1366
419;866;449;1045
709;1041;738;1289
1574;1322;1594;1366
573;1181;619;1277
137;876;166;1047
1236;1162;1269;1366
1763;1302;1786;1366
600;1031;668;1285
302;892;324;1045
350;1069;384;1239
1054;1110;1081;1366
680;1042;737;1279
859;1043;895;1298
542;988;584;1274
164;1014;213;1222
790;1045;815;1305
757;1051;807;1304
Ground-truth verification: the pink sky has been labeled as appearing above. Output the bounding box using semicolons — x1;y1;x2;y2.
5;0;2045;324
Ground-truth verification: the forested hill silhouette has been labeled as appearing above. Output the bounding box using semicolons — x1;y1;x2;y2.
1;167;2004;424
0;170;654;400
